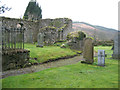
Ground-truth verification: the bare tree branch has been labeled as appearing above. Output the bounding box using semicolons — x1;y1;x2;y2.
0;3;11;14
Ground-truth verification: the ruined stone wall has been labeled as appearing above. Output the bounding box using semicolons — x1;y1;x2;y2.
2;49;30;71
1;17;72;43
1;17;39;43
63;19;73;40
38;18;73;41
67;40;84;51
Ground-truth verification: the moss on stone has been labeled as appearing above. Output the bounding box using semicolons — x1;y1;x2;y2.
58;24;67;32
40;26;57;31
67;31;86;40
87;37;94;40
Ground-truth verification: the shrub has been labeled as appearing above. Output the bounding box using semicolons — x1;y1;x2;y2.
94;41;113;46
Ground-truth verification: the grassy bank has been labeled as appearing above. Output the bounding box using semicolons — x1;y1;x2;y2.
2;46;118;88
24;43;77;64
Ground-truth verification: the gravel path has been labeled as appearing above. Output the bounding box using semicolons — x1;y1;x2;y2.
1;51;97;79
1;55;84;79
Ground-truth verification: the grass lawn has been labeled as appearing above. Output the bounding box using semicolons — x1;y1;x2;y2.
2;46;118;88
24;43;77;63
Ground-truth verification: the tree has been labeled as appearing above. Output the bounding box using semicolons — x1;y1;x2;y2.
23;0;42;20
0;2;11;14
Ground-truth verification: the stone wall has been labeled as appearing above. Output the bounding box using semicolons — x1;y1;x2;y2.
63;20;73;40
38;18;73;40
66;31;86;51
39;26;58;45
2;49;30;71
1;17;39;43
1;17;72;43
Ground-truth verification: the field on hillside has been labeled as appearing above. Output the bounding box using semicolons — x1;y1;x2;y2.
2;46;118;88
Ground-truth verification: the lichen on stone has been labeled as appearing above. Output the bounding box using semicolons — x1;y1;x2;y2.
87;36;94;40
58;24;67;31
67;31;86;40
40;26;57;31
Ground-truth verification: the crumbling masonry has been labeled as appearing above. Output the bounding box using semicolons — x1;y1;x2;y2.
1;17;73;44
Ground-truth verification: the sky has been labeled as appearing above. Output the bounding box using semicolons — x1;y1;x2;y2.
0;0;119;30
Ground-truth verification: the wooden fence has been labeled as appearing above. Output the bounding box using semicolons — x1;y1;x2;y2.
2;27;25;51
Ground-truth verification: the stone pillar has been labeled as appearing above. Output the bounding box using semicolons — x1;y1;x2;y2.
83;38;94;64
113;31;120;59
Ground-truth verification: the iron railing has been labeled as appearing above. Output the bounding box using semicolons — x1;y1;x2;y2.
2;27;25;51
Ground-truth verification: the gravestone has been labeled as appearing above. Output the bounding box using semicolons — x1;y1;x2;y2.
113;31;120;59
36;33;44;47
83;38;94;64
98;50;105;66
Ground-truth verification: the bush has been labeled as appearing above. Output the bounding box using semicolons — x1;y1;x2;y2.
94;41;113;46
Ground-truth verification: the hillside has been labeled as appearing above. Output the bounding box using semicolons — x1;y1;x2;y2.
72;22;117;41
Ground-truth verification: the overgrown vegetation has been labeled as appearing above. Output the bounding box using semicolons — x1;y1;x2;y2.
40;26;57;31
53;41;67;46
2;46;118;88
49;21;62;28
59;24;67;30
94;40;113;46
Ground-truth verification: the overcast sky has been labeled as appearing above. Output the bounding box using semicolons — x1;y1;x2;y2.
0;0;119;30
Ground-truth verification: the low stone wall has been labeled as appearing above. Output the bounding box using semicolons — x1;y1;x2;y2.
2;49;30;71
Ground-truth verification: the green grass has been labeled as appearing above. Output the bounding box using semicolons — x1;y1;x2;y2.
2;46;118;88
24;43;77;63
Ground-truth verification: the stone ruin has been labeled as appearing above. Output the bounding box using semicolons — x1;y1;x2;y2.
66;31;86;51
1;21;30;71
1;17;73;44
66;31;94;64
1;16;96;70
2;26;30;71
0;17;73;70
39;26;58;45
